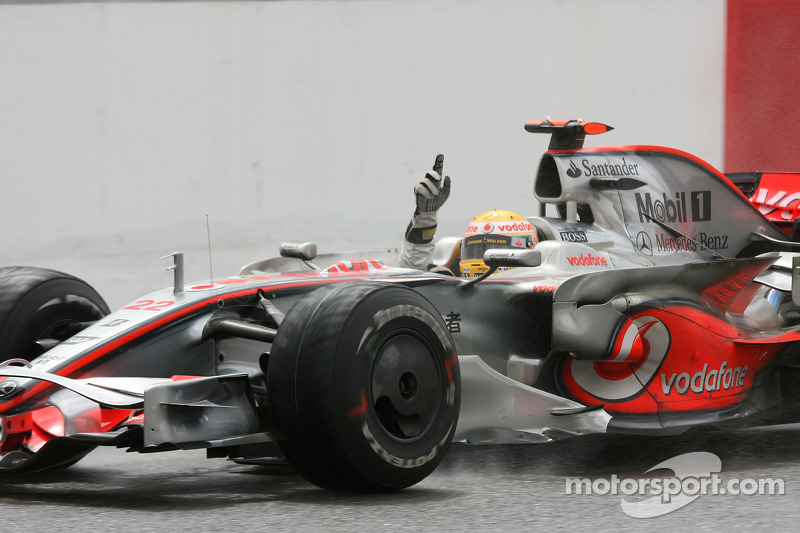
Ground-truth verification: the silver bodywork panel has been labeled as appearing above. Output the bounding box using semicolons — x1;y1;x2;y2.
455;356;610;444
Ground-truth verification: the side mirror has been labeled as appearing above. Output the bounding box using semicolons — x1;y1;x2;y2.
462;248;542;288
280;242;318;261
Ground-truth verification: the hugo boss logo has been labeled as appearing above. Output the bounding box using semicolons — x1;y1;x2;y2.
558;228;588;243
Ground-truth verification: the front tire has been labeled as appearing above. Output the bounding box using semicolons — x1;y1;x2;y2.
266;282;460;491
0;267;109;361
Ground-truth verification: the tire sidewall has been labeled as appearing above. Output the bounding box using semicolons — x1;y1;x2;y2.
331;286;460;488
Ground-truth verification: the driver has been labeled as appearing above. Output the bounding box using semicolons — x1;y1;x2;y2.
399;155;538;277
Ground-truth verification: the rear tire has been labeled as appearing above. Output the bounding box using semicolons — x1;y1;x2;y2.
266;282;460;491
0;267;109;362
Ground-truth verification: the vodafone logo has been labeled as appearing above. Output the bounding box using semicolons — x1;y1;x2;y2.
567;316;670;402
567;253;608;267
496;221;534;233
323;259;386;275
465;220;534;235
753;188;800;220
532;285;556;293
661;361;747;396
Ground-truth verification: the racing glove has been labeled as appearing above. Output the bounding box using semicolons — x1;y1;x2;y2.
400;155;451;271
405;154;451;245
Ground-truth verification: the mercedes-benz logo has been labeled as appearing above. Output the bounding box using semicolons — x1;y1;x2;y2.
636;231;654;256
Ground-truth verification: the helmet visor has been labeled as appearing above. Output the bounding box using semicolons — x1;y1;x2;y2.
462;234;534;261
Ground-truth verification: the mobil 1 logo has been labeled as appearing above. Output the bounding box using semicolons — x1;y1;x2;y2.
636;190;712;224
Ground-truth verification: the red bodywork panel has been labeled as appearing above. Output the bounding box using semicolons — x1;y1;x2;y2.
747;173;800;230
561;305;796;417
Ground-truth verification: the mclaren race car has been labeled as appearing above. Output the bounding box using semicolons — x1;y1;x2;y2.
3;118;800;491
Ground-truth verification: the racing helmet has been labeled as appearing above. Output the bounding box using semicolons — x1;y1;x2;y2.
460;209;538;277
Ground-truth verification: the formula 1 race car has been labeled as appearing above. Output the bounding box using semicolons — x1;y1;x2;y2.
3;118;800;491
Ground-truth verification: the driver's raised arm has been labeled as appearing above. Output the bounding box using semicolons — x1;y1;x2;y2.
399;155;451;270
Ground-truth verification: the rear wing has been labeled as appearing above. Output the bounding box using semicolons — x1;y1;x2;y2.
525;118;613;150
726;171;800;240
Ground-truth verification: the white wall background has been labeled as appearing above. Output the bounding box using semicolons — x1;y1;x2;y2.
0;0;726;308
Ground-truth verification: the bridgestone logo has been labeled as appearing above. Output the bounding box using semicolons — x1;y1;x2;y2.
372;304;450;350
362;422;438;468
635;191;711;223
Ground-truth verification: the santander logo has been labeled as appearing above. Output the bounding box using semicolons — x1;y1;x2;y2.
566;160;582;178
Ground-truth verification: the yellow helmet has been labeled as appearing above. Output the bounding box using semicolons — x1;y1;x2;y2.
460;209;538;277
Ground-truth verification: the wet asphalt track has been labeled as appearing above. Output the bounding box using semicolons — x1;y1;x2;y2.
1;424;798;532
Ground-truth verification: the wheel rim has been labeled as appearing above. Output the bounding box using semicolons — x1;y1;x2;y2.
24;318;85;359
370;333;442;442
